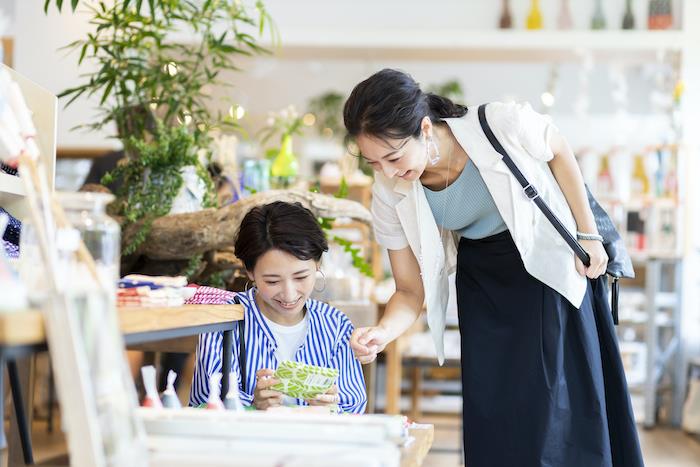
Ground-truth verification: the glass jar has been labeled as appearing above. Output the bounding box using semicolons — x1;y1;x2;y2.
57;191;121;290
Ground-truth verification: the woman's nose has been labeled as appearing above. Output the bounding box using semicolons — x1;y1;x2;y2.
381;163;398;179
281;281;296;299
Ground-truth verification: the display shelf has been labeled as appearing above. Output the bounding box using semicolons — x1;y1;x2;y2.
0;64;57;221
0;304;244;346
0;173;25;197
261;29;685;62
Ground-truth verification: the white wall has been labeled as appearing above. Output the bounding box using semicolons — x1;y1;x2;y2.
12;0;118;149
8;0;683;150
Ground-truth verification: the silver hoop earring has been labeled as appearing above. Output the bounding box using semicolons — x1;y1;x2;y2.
314;270;326;293
426;136;440;165
244;280;254;292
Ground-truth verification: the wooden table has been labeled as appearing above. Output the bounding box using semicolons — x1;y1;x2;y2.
401;424;435;467
0;304;243;465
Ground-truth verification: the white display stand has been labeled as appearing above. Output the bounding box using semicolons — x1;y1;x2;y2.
0;63;56;221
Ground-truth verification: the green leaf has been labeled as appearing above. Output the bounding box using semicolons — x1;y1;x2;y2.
100;78;115;105
44;0;51;14
334;177;349;199
71;0;79;10
78;43;88;64
56;0;64;11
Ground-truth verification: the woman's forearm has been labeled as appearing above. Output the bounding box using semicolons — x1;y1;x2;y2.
378;288;424;343
547;133;597;233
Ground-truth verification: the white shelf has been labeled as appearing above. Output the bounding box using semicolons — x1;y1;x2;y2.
264;29;685;62
0;64;57;221
0;173;25;197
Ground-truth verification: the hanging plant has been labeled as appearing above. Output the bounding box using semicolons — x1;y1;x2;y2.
102;121;217;255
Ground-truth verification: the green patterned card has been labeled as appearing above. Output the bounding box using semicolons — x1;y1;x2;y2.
271;360;339;400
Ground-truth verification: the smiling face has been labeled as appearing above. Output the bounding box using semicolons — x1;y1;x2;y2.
248;248;318;325
354;116;434;182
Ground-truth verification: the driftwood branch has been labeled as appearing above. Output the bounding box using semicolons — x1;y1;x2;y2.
122;190;372;261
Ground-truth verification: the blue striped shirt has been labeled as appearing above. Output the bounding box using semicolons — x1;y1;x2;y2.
189;288;367;414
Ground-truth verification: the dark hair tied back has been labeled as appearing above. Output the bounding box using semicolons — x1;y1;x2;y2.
425;93;468;119
343;68;467;144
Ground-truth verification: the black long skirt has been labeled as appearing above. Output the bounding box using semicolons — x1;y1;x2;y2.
456;231;644;467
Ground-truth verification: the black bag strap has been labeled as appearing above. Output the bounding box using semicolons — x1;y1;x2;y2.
232;295;247;393
477;104;591;268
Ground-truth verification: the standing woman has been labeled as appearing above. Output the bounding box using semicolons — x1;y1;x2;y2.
345;69;643;467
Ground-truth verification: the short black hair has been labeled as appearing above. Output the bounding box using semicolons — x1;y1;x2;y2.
234;201;328;271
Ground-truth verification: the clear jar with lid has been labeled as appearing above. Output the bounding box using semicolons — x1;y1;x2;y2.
57;191;121;290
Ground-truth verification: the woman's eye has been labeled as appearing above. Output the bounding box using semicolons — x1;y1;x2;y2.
265;281;279;285
388;155;402;163
295;276;310;281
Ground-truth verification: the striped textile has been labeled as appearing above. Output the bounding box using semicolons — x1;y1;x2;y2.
189;288;367;414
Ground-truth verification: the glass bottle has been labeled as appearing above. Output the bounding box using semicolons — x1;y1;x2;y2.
270;133;299;188
622;0;635;29
57;191;121;290
526;0;543;30
499;0;513;29
557;0;573;30
648;0;672;30
591;0;607;30
631;154;650;196
597;153;614;197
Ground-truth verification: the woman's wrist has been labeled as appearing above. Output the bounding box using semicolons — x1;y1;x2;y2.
576;231;603;242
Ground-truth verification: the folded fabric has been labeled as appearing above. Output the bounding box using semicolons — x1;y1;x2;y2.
2;240;19;258
185;285;236;305
0;207;21;246
118;279;164;290
271;361;339;400
123;274;188;288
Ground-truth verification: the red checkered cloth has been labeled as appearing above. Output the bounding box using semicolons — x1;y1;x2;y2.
184;285;237;305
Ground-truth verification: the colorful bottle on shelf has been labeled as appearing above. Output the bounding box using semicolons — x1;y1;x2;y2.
631;154;650;196
499;0;513;29
597;153;614;196
622;0;636;29
526;0;543;30
591;0;607;30
648;0;673;30
270;133;299;189
557;0;573;30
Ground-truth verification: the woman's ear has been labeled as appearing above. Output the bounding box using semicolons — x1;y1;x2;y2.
420;115;433;140
246;270;255;282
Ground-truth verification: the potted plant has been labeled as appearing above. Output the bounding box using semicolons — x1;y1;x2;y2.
46;0;276;265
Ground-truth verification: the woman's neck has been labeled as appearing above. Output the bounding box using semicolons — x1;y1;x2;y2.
420;124;468;188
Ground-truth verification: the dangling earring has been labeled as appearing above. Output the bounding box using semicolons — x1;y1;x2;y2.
314;270;326;293
426;135;440;165
244;280;254;292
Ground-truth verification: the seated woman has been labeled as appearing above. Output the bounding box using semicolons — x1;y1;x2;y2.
189;201;367;413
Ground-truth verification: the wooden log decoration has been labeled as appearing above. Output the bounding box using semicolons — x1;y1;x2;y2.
122;189;372;261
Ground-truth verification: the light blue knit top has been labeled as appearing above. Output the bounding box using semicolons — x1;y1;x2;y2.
423;159;508;240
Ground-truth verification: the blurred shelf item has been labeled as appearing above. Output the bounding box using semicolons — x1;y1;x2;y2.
56;147;117;160
261;29;685;63
0;173;25;198
0;64;57;222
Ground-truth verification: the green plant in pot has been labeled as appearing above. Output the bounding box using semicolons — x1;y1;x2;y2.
47;0;276;269
103;121;217;255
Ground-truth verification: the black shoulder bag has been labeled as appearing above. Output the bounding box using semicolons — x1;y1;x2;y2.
477;104;635;324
